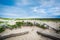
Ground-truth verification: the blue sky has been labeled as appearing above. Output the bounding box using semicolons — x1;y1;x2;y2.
0;0;60;18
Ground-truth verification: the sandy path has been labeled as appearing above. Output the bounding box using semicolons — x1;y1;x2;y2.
2;27;52;40
0;20;60;40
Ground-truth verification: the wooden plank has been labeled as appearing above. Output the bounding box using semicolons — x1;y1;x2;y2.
0;31;29;40
37;31;60;40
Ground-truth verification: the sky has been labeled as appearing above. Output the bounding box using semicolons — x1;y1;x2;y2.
0;0;60;18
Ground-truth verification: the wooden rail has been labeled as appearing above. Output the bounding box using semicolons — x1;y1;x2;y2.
0;31;29;40
37;31;60;40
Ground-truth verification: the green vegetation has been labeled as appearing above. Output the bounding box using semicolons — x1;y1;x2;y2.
15;22;24;27
0;26;5;33
16;18;60;21
0;18;12;20
0;21;49;33
9;25;17;29
6;22;24;29
40;25;47;29
0;17;60;33
0;17;60;22
25;22;33;26
35;23;47;29
6;24;16;29
1;17;59;21
35;23;41;27
16;22;33;26
0;21;4;24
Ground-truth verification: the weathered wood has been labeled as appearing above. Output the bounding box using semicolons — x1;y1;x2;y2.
43;23;60;33
37;31;60;40
0;31;29;40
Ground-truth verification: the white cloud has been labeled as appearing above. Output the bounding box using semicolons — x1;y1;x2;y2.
39;0;55;7
32;7;47;14
31;0;55;14
1;6;29;17
0;0;60;18
48;7;60;16
16;0;31;6
32;6;60;16
31;0;60;17
3;13;18;17
21;0;30;5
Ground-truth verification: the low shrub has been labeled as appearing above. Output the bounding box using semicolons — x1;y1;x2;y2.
6;22;24;29
35;23;40;27
11;25;17;28
7;24;17;29
26;22;33;26
0;26;5;33
40;25;47;29
0;21;4;24
16;22;24;27
35;23;47;29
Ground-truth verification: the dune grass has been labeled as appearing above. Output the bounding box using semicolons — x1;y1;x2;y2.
25;22;33;26
0;21;48;33
0;26;5;33
35;23;47;29
0;20;49;33
0;21;4;24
